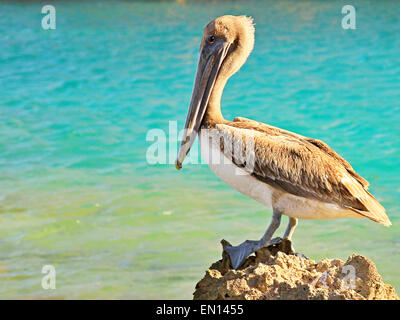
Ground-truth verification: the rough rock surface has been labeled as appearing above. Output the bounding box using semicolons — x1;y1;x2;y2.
193;239;398;300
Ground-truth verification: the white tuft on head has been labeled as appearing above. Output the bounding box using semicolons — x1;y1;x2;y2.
237;15;255;55
239;15;255;35
218;15;256;77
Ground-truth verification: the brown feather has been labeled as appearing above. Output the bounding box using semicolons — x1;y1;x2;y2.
209;118;390;226
233;117;370;189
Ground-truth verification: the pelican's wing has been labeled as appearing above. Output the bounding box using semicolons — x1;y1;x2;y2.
232;117;370;188
212;119;390;226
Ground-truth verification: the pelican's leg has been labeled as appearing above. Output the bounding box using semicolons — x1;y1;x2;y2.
224;209;282;269
282;217;298;253
283;217;298;240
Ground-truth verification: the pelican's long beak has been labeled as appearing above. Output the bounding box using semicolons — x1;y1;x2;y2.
175;40;231;170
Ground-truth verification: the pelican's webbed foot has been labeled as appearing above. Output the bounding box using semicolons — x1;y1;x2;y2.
223;237;299;269
224;240;260;269
223;210;298;269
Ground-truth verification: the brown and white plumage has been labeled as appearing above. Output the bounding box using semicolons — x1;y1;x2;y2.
207;117;390;226
176;15;391;269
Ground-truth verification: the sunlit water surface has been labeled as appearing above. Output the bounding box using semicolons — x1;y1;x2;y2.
0;0;399;298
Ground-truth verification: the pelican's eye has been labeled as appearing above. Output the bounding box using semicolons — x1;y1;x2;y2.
207;35;216;44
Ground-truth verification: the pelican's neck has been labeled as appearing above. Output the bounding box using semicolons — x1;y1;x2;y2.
203;19;254;127
203;76;228;126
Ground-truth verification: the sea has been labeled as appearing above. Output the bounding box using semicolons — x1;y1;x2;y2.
0;0;399;298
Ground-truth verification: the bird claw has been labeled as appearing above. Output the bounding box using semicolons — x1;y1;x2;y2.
267;237;296;255
222;237;299;269
223;240;259;269
270;237;283;245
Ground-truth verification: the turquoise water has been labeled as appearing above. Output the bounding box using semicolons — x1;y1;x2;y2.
0;0;399;299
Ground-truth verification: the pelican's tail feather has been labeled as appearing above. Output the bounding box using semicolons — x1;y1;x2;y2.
342;175;391;226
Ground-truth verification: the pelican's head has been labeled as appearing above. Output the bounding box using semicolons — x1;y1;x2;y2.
175;15;255;170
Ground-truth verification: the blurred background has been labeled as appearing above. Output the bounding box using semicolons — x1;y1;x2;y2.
0;0;399;299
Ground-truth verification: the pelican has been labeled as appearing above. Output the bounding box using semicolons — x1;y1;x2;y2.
175;15;391;269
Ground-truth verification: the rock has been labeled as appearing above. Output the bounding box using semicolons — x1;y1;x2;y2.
193;238;398;300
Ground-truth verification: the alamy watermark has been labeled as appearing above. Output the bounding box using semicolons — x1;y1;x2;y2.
342;264;356;290
342;5;356;30
41;5;56;30
39;5;356;32
41;265;56;290
146;121;256;175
